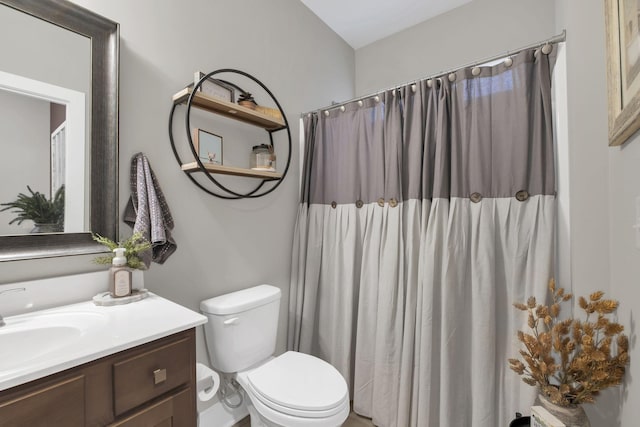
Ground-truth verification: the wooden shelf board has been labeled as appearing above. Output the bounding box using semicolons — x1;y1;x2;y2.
181;162;282;179
173;88;285;131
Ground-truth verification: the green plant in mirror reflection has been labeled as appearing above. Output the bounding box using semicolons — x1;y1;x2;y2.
0;185;64;231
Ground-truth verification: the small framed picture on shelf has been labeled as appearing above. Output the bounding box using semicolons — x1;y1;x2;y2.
193;128;223;165
194;71;235;102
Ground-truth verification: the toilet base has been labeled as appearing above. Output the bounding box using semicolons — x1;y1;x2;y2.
197;398;248;427
242;386;349;427
246;399;275;427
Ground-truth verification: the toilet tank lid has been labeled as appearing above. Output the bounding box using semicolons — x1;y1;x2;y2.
201;284;281;315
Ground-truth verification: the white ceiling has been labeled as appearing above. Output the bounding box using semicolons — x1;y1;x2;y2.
300;0;472;49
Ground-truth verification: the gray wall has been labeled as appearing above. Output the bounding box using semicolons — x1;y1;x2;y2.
0;0;354;365
0;4;90;96
76;0;354;359
558;0;640;425
355;0;557;96
0;90;50;235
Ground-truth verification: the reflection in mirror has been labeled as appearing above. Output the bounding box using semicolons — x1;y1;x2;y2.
0;71;86;235
0;3;89;237
0;0;119;261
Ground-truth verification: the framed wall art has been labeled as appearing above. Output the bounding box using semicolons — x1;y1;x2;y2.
193;128;223;165
605;0;640;146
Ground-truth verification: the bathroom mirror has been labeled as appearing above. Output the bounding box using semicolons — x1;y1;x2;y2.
0;0;119;261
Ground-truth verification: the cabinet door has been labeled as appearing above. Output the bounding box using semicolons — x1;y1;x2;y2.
0;375;85;427
109;387;194;427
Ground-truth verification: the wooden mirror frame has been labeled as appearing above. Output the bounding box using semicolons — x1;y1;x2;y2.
0;0;119;261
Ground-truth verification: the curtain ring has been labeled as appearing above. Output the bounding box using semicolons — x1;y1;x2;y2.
426;79;433;88
340;105;345;112
411;84;416;93
541;43;552;55
471;66;481;76
374;95;380;102
324;110;329;117
357;100;363;107
448;73;456;82
504;57;513;67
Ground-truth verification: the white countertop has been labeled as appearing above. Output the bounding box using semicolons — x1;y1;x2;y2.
0;293;207;392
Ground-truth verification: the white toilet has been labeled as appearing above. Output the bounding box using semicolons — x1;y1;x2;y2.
200;284;350;427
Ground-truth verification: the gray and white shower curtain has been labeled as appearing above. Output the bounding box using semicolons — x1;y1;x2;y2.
289;48;556;427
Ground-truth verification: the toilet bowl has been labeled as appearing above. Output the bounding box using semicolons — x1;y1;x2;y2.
200;285;349;427
236;351;349;427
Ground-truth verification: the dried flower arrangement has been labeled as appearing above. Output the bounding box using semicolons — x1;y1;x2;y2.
509;279;629;406
92;232;151;270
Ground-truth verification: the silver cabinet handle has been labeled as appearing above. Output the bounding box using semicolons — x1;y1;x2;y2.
153;368;167;385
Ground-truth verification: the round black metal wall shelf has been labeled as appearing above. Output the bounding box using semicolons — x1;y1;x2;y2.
168;69;291;199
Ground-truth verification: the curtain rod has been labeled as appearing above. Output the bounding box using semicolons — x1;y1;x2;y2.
301;29;566;117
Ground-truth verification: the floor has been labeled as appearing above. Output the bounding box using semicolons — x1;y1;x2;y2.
343;411;376;426
234;411;375;426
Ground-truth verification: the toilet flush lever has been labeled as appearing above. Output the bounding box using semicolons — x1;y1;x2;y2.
223;317;239;326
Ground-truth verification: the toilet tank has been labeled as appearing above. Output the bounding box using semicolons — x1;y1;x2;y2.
201;284;281;373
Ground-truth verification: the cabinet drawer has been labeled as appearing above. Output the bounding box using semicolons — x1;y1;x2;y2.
113;336;191;416
0;375;85;427
108;387;193;427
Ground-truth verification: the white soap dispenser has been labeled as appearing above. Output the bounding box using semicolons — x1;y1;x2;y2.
109;247;132;298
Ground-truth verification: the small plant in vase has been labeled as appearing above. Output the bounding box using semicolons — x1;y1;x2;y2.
237;92;257;109
92;232;151;270
509;279;629;426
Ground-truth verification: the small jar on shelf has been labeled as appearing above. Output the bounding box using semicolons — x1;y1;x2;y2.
250;144;276;171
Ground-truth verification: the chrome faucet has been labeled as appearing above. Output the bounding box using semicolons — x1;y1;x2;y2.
0;287;26;327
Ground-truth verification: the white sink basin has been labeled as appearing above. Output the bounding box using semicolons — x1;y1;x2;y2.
0;292;206;392
0;311;108;372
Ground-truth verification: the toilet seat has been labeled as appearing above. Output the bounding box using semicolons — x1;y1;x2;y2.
236;351;349;422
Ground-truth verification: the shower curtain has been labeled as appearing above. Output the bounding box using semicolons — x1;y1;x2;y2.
289;48;556;427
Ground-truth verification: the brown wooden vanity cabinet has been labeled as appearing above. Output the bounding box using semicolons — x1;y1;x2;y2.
0;328;196;427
